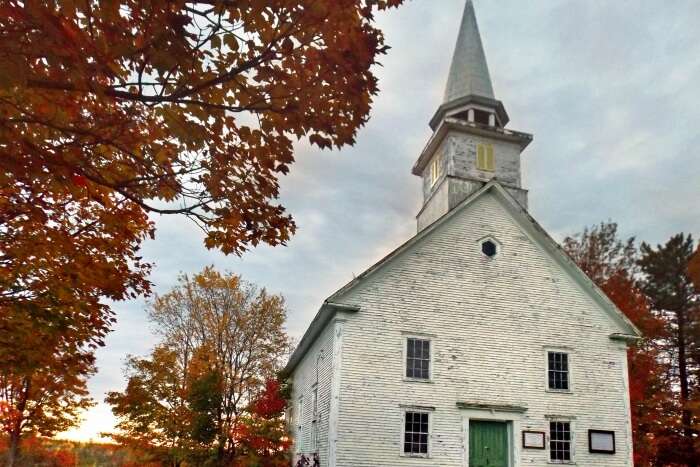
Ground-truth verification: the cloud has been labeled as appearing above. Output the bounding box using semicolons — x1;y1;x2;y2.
67;0;700;440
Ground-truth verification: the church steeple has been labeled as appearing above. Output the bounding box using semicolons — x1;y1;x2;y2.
429;0;509;131
443;0;495;103
413;0;533;232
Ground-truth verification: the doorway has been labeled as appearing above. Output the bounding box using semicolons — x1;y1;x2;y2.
469;420;509;467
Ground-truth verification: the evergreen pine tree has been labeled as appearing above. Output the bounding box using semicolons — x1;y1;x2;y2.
639;234;700;465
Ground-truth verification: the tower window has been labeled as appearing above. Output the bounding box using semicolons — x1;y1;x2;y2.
474;109;491;125
476;144;495;172
429;155;442;187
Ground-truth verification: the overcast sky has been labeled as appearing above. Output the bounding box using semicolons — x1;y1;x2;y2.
62;0;700;441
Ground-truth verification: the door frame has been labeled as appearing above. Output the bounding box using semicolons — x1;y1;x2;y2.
461;408;524;467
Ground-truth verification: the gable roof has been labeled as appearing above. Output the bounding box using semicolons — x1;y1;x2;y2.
282;180;641;376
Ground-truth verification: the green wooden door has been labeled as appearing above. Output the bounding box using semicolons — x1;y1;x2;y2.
469;421;509;467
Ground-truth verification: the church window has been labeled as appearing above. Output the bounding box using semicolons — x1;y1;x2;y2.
479;237;500;258
474;109;491;125
476;143;495;171
406;337;431;380
429;155;442;187
547;351;570;391
481;240;497;258
403;411;430;456
550;421;573;463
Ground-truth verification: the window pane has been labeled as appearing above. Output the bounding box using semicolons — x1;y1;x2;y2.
404;411;430;455
550;421;572;462
548;352;570;390
406;339;430;380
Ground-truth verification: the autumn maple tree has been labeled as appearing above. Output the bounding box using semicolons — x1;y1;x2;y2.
106;268;290;465
0;436;76;467
565;225;700;466
232;379;291;467
1;0;402;255
690;246;700;291
1;0;401;462
563;222;673;466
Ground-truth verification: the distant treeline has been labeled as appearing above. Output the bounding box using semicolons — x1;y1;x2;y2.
0;436;151;467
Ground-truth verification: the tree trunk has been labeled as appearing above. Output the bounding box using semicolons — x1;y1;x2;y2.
677;310;697;467
6;378;30;467
6;427;21;467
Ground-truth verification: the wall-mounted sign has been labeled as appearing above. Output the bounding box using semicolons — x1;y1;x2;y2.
522;431;546;449
589;430;616;454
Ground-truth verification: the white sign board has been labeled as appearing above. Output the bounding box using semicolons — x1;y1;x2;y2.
589;430;615;454
522;431;545;449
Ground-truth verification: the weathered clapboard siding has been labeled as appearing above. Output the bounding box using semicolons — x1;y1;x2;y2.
422;133;522;200
331;190;633;467
289;318;336;465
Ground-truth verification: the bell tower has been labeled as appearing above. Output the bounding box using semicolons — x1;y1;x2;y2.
414;0;533;231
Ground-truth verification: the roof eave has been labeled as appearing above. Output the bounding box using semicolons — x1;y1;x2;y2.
280;301;359;378
488;185;643;338
430;95;510;130
610;333;644;343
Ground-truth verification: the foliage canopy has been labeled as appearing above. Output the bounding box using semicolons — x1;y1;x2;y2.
106;268;291;465
0;1;401;462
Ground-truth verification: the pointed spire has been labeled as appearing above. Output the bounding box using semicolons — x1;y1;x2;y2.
443;0;495;103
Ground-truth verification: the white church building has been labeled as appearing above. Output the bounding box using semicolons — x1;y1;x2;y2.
282;2;641;466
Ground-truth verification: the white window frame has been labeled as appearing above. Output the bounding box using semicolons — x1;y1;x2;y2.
403;335;434;382
548;418;575;464
544;348;573;393
400;406;434;458
477;235;502;259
